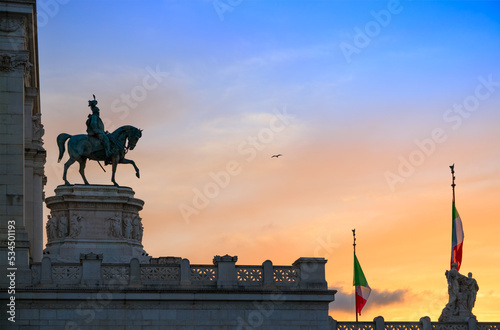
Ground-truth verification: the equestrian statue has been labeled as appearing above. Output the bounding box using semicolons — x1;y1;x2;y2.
57;95;143;186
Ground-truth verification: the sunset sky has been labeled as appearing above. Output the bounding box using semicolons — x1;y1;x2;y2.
37;0;500;322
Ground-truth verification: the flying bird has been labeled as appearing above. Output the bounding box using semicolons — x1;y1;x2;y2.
271;154;283;158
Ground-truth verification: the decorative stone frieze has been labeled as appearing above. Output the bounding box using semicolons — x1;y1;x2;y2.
190;266;217;282
0;51;30;72
0;16;26;33
51;265;81;280
141;265;180;282
102;265;130;282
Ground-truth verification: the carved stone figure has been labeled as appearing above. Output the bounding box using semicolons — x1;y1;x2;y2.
447;263;460;310
137;221;144;243
32;112;44;144
122;215;132;239
69;214;83;238
56;215;68;238
439;263;479;322
0;52;29;72
57;95;143;186
108;217;123;238
132;215;141;240
46;215;57;241
466;272;479;311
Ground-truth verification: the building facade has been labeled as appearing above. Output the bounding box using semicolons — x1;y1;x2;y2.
0;0;45;289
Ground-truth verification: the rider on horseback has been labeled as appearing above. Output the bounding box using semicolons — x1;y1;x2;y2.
86;95;112;160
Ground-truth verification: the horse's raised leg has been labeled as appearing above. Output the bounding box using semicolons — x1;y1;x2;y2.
111;156;119;186
78;158;89;185
63;158;76;185
120;158;140;179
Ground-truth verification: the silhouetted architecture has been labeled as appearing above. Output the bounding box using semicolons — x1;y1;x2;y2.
439;263;479;322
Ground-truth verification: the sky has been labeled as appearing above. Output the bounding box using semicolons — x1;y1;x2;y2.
36;0;500;322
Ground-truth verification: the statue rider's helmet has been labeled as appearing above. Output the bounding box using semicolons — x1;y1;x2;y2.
88;94;99;112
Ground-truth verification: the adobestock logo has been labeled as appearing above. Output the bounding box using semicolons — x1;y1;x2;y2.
212;0;243;21
384;74;499;192
109;65;169;121
178;106;294;223
37;0;71;28
339;0;403;64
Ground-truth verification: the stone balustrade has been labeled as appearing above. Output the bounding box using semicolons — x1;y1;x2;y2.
331;317;500;330
29;254;328;290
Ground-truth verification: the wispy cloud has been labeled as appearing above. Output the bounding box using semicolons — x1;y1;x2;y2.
330;286;408;313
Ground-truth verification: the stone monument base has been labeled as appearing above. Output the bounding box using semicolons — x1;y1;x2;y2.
43;185;149;263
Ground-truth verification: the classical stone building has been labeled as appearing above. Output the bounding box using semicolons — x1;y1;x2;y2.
0;1;336;328
0;0;45;288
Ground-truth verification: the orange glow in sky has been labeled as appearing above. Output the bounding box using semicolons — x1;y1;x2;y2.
38;0;500;322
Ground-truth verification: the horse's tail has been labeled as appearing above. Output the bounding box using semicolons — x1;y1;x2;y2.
57;133;71;163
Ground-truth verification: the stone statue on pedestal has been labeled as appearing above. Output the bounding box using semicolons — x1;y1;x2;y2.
44;185;149;263
56;95;143;186
439;263;479;322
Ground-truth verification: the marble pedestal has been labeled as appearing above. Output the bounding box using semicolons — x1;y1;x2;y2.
43;185;149;263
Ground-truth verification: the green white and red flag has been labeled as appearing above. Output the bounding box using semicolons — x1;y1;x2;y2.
353;252;371;316
451;202;464;271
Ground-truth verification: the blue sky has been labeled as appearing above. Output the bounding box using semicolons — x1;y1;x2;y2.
37;0;500;321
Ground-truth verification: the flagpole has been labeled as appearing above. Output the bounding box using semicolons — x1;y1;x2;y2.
450;164;456;203
352;229;358;323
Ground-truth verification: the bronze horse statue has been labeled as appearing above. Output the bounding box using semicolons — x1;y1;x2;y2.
57;125;143;186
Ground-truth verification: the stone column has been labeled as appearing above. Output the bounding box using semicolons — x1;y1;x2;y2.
24;86;46;263
374;316;385;330
213;254;237;289
293;257;328;289
40;256;52;285
468;317;478;330
262;260;274;288
420;316;432;330
129;258;141;286
31;155;45;262
180;258;191;286
0;48;32;285
0;2;43;286
80;253;103;286
24;146;45;263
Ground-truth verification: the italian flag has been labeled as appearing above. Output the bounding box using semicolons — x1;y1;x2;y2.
354;253;371;316
451;202;464;271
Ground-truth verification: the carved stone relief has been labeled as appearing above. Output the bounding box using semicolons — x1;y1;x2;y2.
32;113;45;146
108;215;123;238
46;214;57;241
122;214;132;239
0;16;26;33
56;214;68;238
131;215;143;242
0;52;30;72
68;214;83;238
